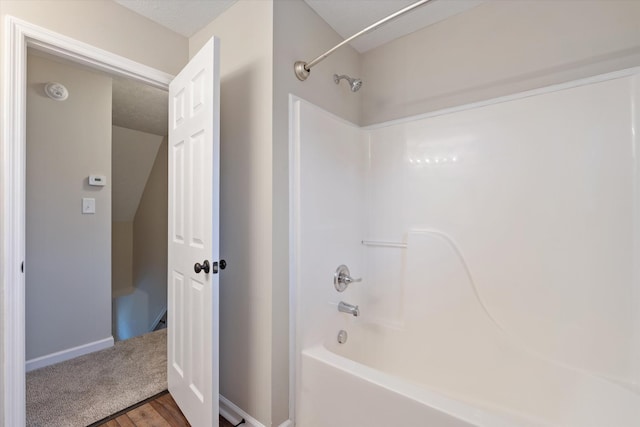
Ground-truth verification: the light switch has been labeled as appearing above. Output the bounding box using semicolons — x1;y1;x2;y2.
82;198;96;214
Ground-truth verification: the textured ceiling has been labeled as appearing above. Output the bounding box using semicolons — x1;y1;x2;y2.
113;0;483;53
108;0;485;135
114;0;237;37
112;76;167;136
303;0;485;53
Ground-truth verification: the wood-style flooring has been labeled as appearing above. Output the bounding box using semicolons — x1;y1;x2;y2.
95;391;234;427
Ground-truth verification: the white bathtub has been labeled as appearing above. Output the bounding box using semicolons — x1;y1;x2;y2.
298;343;523;427
295;231;640;426
297;318;640;427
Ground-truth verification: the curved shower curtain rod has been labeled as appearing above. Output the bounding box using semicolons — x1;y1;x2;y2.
294;0;433;81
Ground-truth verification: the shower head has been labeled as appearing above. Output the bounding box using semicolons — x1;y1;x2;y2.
333;74;362;92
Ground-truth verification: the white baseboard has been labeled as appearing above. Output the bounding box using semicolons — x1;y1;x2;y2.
219;395;293;427
218;395;262;427
25;336;114;372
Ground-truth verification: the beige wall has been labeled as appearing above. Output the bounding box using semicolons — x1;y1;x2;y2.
273;0;361;126
112;138;167;341
112;126;164;222
112;221;133;297
132;138;168;333
0;0;187;75
111;125;163;309
272;1;361;423
361;0;640;125
25;53;112;360
190;1;275;424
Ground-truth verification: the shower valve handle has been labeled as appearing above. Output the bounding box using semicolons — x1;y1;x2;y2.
343;275;362;285
334;264;362;292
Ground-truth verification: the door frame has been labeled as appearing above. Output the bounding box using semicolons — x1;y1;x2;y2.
2;16;173;426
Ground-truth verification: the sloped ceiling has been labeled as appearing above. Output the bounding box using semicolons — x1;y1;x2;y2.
304;0;485;53
113;0;484;54
109;0;484;136
112;126;163;222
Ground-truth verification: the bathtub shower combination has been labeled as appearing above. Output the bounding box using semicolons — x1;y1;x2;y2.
290;70;640;426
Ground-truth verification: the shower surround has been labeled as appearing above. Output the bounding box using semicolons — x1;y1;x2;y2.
290;70;640;426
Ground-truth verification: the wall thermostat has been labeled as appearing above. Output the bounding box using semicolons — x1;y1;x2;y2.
89;175;106;186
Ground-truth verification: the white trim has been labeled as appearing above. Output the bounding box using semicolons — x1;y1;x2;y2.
287;94;300;426
2;15;172;426
364;65;640;130
25;337;114;372
3;15;28;427
219;395;266;427
632;75;640;392
17;18;172;88
218;396;294;427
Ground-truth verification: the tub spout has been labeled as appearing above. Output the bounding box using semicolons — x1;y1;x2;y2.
338;301;360;317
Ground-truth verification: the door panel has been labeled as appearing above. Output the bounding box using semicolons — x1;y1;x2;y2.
168;37;220;427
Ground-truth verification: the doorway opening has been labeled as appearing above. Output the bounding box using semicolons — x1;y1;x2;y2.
24;48;169;425
25;48;169;363
3;16;174;426
5;17;220;426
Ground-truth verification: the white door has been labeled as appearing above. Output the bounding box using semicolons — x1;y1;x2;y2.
168;37;220;427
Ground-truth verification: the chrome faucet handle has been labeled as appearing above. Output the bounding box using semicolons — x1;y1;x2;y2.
334;264;362;292
342;275;362;285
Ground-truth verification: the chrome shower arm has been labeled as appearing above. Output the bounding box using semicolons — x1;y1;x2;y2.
294;0;434;81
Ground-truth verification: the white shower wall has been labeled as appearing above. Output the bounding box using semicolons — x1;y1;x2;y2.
293;70;640;394
362;73;639;387
291;98;366;352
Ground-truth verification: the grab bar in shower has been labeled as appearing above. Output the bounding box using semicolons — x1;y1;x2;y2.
361;240;408;248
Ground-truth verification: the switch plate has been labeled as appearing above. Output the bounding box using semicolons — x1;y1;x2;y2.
82;198;96;214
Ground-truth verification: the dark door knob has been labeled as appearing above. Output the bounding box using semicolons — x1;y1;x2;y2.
194;260;210;274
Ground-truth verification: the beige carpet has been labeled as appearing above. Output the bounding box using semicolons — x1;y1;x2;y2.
27;329;167;427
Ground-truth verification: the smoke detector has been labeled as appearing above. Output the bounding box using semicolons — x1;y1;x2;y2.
44;82;69;101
